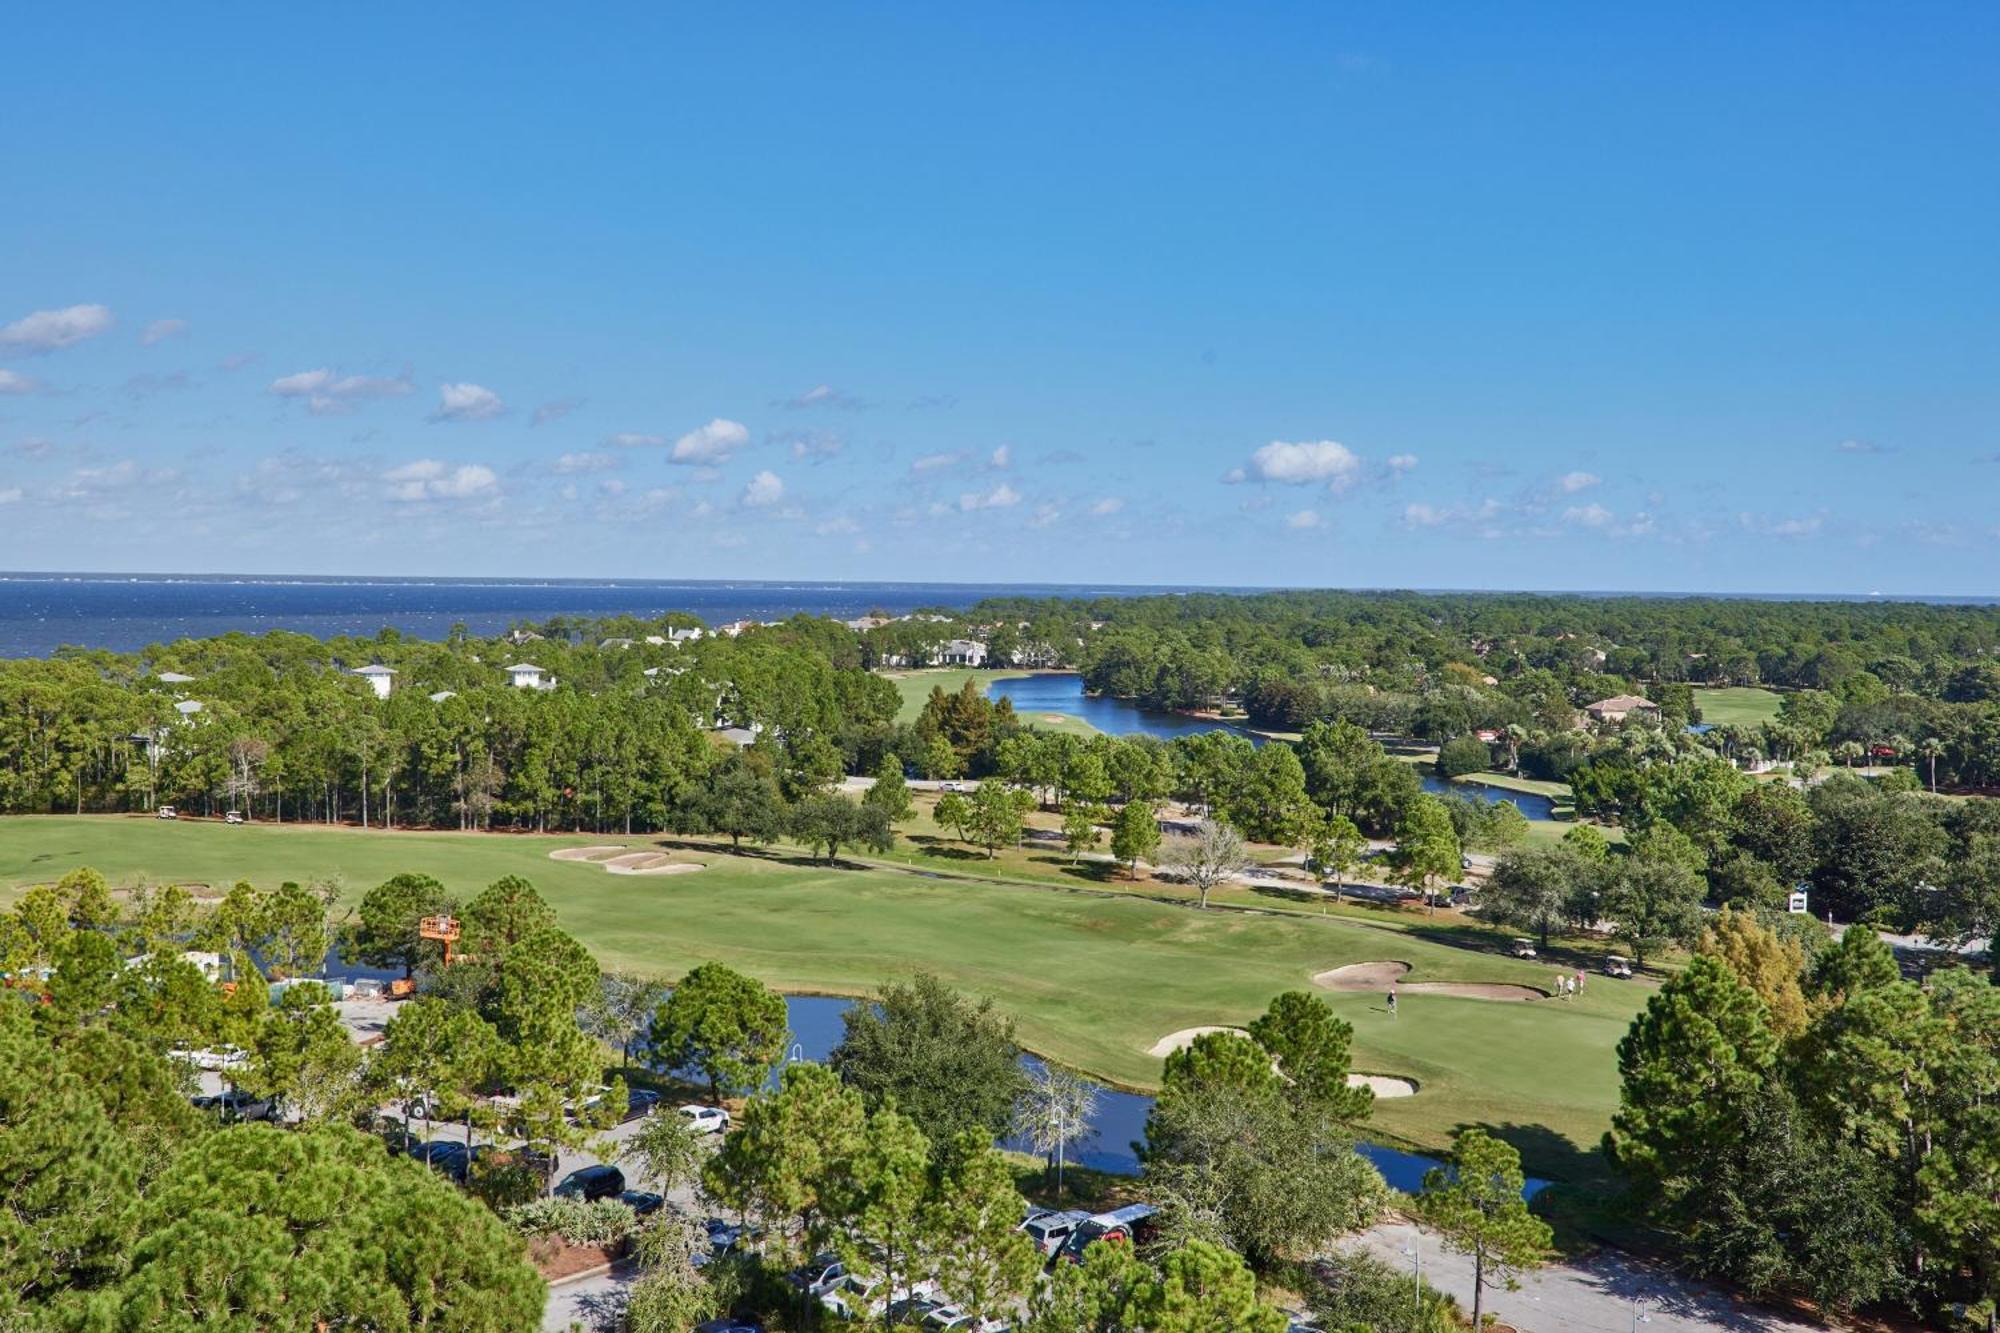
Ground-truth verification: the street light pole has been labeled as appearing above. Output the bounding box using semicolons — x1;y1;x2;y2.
1403;1244;1422;1325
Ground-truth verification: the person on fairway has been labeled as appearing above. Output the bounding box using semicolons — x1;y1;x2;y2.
1387;987;1398;1018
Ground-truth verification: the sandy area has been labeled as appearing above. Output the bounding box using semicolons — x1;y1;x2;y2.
603;853;704;876
1350;1073;1417;1098
1313;960;1544;1002
547;846;629;863
1147;1025;1248;1057
1148;1028;1418;1098
548;846;705;876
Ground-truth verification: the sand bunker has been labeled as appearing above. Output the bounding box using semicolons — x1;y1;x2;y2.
549;846;705;876
1148;1028;1419;1098
548;846;630;863
1350;1074;1417;1098
1148;1025;1247;1058
1313;960;1544;1002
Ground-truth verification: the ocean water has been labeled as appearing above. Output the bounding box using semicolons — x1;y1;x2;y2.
0;574;1184;658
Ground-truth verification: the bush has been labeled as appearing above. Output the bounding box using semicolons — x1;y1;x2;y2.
507;1196;638;1246
1436;735;1492;779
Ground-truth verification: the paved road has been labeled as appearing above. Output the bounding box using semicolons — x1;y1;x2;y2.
1355;1220;1825;1333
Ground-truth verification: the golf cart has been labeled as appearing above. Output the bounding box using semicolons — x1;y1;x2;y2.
1603;955;1634;979
1509;938;1538;959
224;810;245;824
155;805;178;820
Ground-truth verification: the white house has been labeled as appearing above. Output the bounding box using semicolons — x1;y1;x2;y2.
930;639;988;667
156;671;195;685
504;663;554;690
428;689;458;703
174;699;204;719
353;664;396;699
666;626;705;645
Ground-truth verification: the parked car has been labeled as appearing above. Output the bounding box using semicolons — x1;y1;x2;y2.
691;1321;763;1333
1020;1208;1091;1257
1509;938;1538;959
624;1087;662;1121
704;1217;765;1258
553;1164;627;1202
784;1253;850;1297
409;1140;472;1182
169;1043;248;1072
1603;954;1634;979
681;1104;731;1134
192;1089;275;1122
1056;1204;1158;1264
155;805;177;819
885;1297;947;1326
820;1275;937;1321
619;1189;665;1217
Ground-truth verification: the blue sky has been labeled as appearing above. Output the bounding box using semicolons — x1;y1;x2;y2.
2;4;1997;593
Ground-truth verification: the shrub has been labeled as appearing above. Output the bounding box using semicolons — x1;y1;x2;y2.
507;1196;638;1246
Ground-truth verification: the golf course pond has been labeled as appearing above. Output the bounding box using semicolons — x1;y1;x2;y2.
759;995;1550;1196
987;674;1557;821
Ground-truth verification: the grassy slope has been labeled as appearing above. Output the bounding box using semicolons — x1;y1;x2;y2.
0;814;1648;1179
1693;685;1783;728
883;668;1098;736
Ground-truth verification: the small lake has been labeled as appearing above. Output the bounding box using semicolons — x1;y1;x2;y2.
992;674;1557;822
765;995;1547;1197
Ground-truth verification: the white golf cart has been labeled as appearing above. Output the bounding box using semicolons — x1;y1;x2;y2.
1509;937;1538;959
1603;954;1634;979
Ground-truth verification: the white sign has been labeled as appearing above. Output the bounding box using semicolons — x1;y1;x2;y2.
1788;890;1810;915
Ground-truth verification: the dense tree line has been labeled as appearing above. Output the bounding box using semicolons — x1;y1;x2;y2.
1607;911;2000;1324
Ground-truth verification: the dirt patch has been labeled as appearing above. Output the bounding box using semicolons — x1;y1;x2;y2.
1313;960;1544;1002
548;845;630;863
1147;1025;1248;1058
1350;1073;1417;1098
529;1235;624;1283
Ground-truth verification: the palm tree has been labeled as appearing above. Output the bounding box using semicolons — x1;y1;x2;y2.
1918;736;1945;792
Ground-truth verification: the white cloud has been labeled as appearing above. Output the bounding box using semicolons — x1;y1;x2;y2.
140;318;189;346
910;450;965;473
783;430;844;461
1770;515;1822;538
1402;497;1506;531
1557;471;1601;494
1402;502;1447;528
552;451;617;474
989;444;1011;469
778;384;866;410
384;459;499;502
0;304;114;354
740;470;784;507
959;482;1021;511
1237;440;1362;488
1386;453;1418;475
1029;503;1062;528
431;382;505;422
815;514;861;536
1562;502;1614;529
671;418;750;464
607;432;668;449
1287;509;1322;529
0;488;20;504
1090;497;1124;516
271;367;415;415
0;369;41;395
1836;439;1888;455
531;396;584;427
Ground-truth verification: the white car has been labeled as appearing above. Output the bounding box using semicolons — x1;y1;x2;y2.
169;1043;248;1072
680;1104;731;1134
820;1275;938;1321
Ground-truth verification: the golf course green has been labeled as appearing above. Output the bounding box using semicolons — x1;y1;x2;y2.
0;814;1649;1178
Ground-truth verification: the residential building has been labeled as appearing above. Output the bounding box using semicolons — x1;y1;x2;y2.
353;664;396;699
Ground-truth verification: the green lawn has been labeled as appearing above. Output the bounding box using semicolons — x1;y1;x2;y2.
882;668;1098;735
0;814;1651;1180
1693;685;1783;728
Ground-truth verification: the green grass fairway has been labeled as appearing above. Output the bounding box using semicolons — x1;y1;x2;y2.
883;668;1098;735
0;815;1650;1179
1693;685;1783;728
